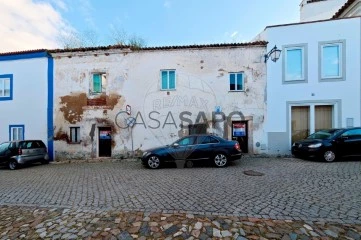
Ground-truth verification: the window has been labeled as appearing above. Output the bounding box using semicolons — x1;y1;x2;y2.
9;125;24;141
229;73;244;91
70;127;80;143
0;74;13;101
177;136;196;146
161;70;176;90
283;45;307;83
0;142;10;152
92;73;106;93
197;136;220;144
319;41;345;81
341;129;361;138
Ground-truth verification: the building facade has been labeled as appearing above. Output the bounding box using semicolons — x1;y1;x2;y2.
50;43;268;160
263;16;361;155
0;50;54;159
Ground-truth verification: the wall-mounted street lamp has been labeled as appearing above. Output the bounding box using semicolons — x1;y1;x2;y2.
264;45;281;63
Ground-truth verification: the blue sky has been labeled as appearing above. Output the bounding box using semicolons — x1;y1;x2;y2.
0;0;301;52
59;0;300;46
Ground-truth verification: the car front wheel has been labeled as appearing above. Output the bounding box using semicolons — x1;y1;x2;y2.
214;153;228;167
147;155;161;169
323;150;336;162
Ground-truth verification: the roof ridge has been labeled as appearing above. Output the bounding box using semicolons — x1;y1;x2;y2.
0;41;268;56
332;0;357;19
48;41;268;54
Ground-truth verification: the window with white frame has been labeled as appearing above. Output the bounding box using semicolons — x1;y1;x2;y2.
92;73;106;93
9;125;24;141
70;127;80;143
283;45;307;82
229;72;244;91
161;70;176;90
0;74;13;101
320;41;344;80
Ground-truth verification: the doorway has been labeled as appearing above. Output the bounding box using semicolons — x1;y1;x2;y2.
232;121;248;153
98;127;112;157
291;105;333;143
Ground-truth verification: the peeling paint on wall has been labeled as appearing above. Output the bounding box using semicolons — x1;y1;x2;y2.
53;128;69;143
59;93;87;124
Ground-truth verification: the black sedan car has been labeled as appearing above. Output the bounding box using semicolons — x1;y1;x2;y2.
291;127;361;162
141;134;243;169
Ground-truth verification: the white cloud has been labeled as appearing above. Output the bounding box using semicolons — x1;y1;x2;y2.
50;0;68;11
164;0;171;9
79;0;96;29
0;0;73;52
230;31;238;38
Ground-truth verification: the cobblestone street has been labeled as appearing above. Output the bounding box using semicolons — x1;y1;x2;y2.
0;157;361;239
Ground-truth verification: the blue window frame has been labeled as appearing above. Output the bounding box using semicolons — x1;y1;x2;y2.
0;74;13;101
161;70;176;90
9;125;25;141
229;72;244;91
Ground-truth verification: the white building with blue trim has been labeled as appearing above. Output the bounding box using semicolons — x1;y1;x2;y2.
0;50;54;160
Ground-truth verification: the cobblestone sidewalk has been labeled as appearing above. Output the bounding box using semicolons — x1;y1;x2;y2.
1;205;360;240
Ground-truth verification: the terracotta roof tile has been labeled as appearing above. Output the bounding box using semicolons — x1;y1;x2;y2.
48;41;267;54
0;49;47;56
332;0;357;18
306;0;327;3
0;42;267;57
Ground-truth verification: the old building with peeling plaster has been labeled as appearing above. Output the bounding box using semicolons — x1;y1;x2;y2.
50;42;268;160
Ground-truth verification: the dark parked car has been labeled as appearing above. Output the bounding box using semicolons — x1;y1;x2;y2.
292;128;361;162
141;134;243;169
0;140;50;170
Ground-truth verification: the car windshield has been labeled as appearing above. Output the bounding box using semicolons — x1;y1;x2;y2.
307;129;341;140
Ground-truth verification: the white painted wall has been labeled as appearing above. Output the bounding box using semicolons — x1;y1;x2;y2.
265;17;361;154
300;0;347;22
0;57;49;145
52;45;267;160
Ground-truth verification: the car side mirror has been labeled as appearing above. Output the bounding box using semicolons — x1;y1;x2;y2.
173;143;179;148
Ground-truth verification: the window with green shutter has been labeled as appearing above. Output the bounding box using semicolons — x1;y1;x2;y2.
92;73;107;93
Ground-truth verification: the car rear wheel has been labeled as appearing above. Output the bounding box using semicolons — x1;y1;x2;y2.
214;153;228;167
323;150;336;162
8;160;18;170
147;155;161;169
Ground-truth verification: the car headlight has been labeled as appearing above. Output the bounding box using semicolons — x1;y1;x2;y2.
142;151;148;157
308;143;322;148
292;142;296;147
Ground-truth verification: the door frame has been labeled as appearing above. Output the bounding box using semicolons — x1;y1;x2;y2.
97;126;112;157
287;100;341;149
227;115;253;154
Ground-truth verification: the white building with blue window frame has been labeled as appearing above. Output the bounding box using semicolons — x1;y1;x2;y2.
0;50;54;160
260;0;361;155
